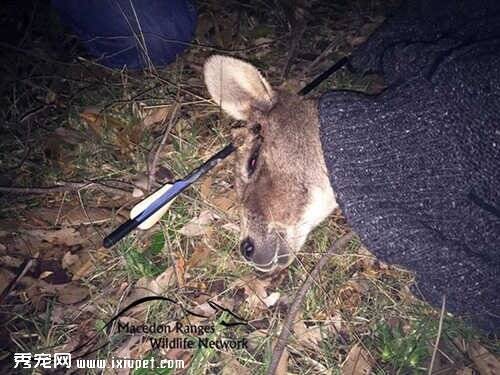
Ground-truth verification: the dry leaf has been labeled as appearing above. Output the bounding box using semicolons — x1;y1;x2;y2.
54;284;89;304
62;251;80;269
80;107;104;138
247;330;268;351
357;246;377;266
32;207;114;226
71;257;95;280
186;297;237;326
130;338;152;360
222;354;251;375
114;334;151;364
80;107;140;154
293;320;322;350
189;296;236;324
327;311;343;336
132;173;149;198
39;271;54;280
231;276;272;310
81;107;127;130
117;316;142;326
155;166;174;183
148;266;176;294
210;195;236;212
66;251;96;279
187;244;211;268
232;276;268;298
26;228;83;246
121;268;177;315
274;347;289;375
0;267;15;296
222;222;239;233
55;286;88;305
121;278;155;315
132;188;144;198
467;341;500;375
25;283;46;310
263;292;280;308
342;344;372;375
115;336;142;360
199;175;213;201
141;106;170;127
338;283;362;313
255;37;274;46
52;318;98;354
54;127;85;145
179;210;217;237
191;300;218;318
347;35;368;47
174;258;186;288
455;367;474;375
347;273;370;294
61;207;113;226
0;255;23;268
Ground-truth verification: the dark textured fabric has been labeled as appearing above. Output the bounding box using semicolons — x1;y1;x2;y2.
319;0;500;332
52;0;197;69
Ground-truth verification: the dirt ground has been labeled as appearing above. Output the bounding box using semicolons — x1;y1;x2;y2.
0;1;498;374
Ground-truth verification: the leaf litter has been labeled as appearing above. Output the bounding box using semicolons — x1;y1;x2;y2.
1;1;498;374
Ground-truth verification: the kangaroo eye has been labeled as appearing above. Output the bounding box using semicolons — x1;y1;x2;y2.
247;146;260;175
251;123;262;135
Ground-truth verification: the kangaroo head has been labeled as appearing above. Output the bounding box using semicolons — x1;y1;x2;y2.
204;55;337;272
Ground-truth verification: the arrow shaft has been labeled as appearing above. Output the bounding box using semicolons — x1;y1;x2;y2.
103;143;235;247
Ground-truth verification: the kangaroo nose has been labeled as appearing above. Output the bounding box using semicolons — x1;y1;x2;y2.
240;238;255;260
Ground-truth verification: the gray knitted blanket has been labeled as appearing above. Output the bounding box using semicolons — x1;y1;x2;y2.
319;0;500;332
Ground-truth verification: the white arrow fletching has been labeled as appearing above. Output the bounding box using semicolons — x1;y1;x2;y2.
130;183;175;230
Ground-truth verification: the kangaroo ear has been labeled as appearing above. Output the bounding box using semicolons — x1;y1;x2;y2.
204;55;276;120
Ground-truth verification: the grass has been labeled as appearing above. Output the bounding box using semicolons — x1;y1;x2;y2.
0;0;498;374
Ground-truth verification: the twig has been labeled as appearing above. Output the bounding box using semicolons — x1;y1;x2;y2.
77;190;104;240
0;181;130;195
147;103;180;192
154;74;209;103
266;232;355;375
54;191;68;226
102;83;163;111
305;39;338;74
428;295;446;375
286;344;329;372
281;2;307;80
0;258;35;304
18;104;54;123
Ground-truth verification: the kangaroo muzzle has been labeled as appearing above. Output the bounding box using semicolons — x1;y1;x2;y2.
238;231;295;272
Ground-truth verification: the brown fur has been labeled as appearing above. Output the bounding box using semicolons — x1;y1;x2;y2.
204;55;337;271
